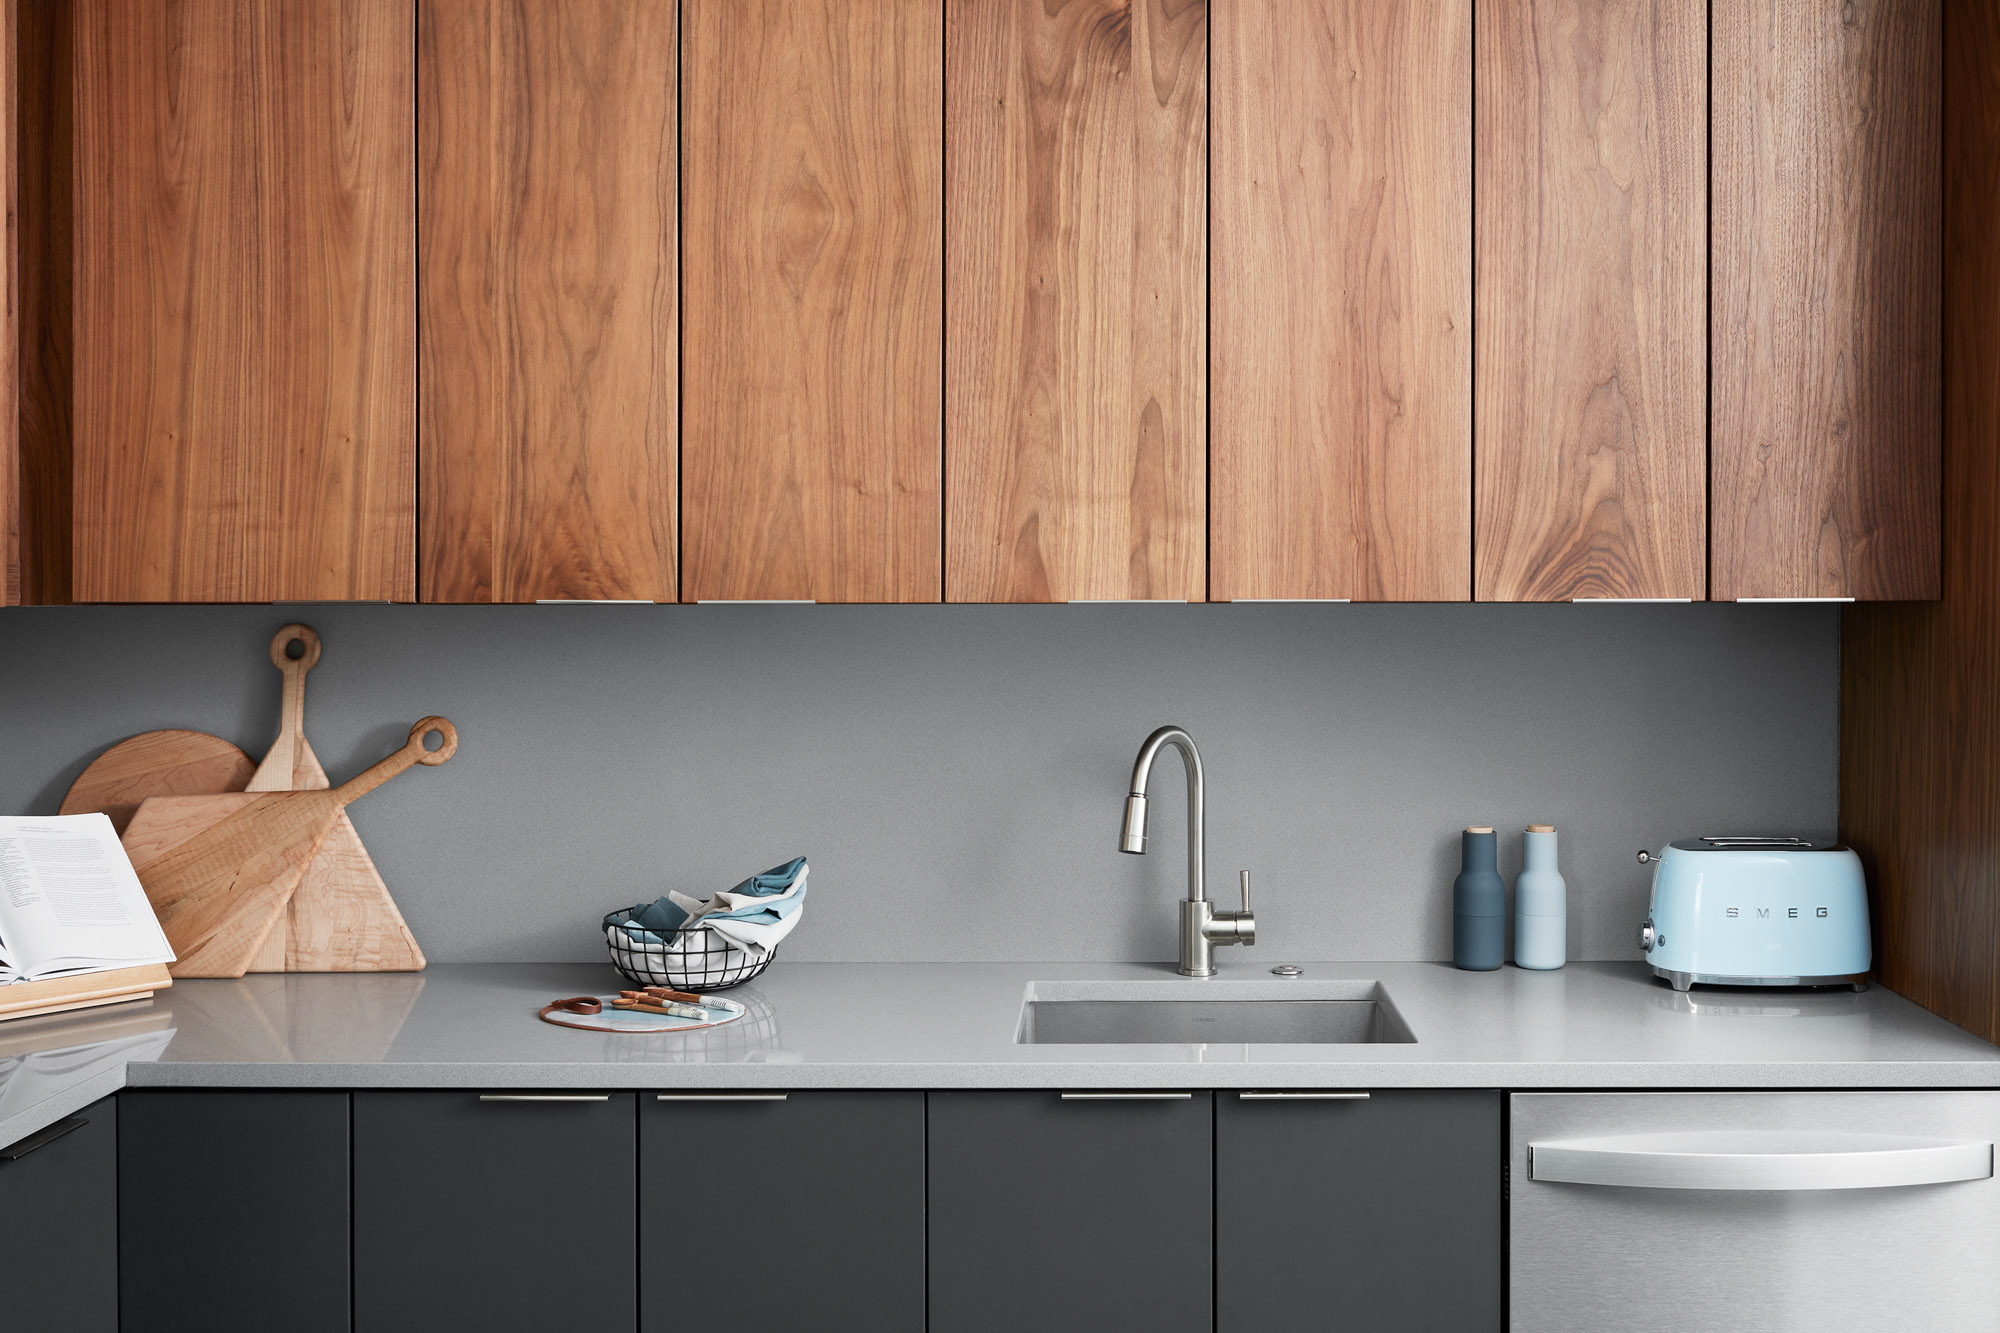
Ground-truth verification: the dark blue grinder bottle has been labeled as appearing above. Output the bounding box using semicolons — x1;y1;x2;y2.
1453;825;1505;970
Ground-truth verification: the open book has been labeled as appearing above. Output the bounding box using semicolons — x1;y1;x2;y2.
0;815;176;984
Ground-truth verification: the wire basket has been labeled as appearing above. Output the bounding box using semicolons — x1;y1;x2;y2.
603;907;775;991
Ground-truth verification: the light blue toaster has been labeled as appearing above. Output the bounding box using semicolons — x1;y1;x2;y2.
1636;836;1871;991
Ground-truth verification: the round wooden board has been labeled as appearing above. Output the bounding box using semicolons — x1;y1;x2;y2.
60;730;256;835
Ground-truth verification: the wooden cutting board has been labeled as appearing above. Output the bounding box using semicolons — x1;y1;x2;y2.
60;729;255;834
244;624;426;973
124;719;457;979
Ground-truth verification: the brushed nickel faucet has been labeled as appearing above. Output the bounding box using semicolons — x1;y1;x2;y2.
1119;725;1255;977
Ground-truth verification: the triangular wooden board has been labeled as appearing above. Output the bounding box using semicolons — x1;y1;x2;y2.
245;626;425;972
122;792;342;979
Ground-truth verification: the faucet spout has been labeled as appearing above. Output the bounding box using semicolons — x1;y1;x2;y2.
1119;725;1252;976
1120;725;1204;903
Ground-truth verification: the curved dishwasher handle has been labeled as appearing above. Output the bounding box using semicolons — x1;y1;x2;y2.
1528;1131;1994;1191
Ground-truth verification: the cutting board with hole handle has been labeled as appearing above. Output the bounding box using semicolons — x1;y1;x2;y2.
244;624;426;973
123;718;457;978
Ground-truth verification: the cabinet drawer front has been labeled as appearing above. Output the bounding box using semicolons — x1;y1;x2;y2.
1511;1092;2000;1332
121;1091;350;1333
353;1091;636;1333
928;1090;1213;1333
2;1097;116;1333
1217;1089;1502;1332
642;1090;923;1333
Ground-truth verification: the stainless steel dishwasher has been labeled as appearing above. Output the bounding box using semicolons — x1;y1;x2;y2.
1510;1092;2000;1331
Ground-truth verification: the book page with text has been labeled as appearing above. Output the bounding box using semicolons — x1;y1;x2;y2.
0;814;176;983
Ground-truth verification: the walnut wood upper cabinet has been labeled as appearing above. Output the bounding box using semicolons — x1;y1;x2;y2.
71;0;415;603
944;0;1206;603
681;0;943;603
419;0;678;603
1210;0;1470;602
1711;0;1941;601
1473;0;1705;602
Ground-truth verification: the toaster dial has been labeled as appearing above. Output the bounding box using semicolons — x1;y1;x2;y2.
1637;920;1656;953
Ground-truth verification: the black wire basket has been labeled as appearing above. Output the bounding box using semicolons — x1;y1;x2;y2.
603;907;776;990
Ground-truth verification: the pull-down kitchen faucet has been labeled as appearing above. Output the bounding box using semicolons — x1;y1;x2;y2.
1119;725;1254;977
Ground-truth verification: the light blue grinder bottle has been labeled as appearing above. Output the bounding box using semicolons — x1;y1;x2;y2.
1452;826;1505;970
1514;824;1567;970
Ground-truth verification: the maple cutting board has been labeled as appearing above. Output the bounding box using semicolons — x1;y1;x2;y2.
244;624;426;973
60;729;255;834
123;719;457;978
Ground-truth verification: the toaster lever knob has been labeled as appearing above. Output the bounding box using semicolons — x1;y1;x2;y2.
1637;921;1657;952
1637;849;1660;866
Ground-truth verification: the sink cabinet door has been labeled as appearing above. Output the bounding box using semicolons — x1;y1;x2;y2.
1216;1090;1504;1331
928;1090;1213;1333
1;1096;117;1333
353;1092;636;1332
120;1091;351;1333
641;1091;924;1332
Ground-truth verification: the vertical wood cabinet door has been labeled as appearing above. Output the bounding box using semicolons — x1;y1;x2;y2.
1216;1090;1504;1331
353;1092;635;1332
1474;0;1705;602
1;0;16;607
419;0;679;603
71;0;416;603
641;1092;924;1332
1;1097;116;1333
1211;0;1471;602
120;1092;351;1333
681;0;943;603
1711;0;1941;601
944;0;1206;603
928;1090;1213;1333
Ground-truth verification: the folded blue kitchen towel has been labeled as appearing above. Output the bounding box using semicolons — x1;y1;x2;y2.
626;857;809;940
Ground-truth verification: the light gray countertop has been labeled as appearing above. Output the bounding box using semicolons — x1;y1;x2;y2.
5;960;1998;1149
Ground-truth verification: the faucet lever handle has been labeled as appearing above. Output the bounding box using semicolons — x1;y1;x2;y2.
1239;870;1252;915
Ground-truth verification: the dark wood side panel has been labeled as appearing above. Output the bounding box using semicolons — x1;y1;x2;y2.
72;0;416;602
682;0;943;603
1474;0;1705;601
1842;0;2000;1045
1211;0;1470;602
1712;0;1941;600
2;0;17;605
944;0;1205;603
419;0;678;603
15;0;68;605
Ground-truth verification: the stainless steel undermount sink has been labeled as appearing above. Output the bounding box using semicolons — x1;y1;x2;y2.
1015;979;1415;1045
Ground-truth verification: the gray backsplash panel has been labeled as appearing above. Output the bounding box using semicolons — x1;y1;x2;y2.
0;603;1837;965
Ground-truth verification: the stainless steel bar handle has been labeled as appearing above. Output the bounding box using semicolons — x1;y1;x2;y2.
1238;1091;1370;1100
1529;1133;1995;1191
476;1094;612;1103
1060;1092;1194;1100
655;1094;789;1102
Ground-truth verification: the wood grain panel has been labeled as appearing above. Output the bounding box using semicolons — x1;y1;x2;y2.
15;0;73;605
1713;0;1940;600
1474;0;1705;602
2;0;17;605
1841;0;2000;1047
682;0;942;603
1211;0;1470;602
419;0;677;603
944;0;1205;603
72;0;415;603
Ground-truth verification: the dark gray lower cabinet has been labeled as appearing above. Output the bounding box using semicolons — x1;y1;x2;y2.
928;1090;1213;1333
1217;1090;1505;1331
120;1091;350;1333
1;1095;117;1333
641;1091;924;1332
352;1092;635;1333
